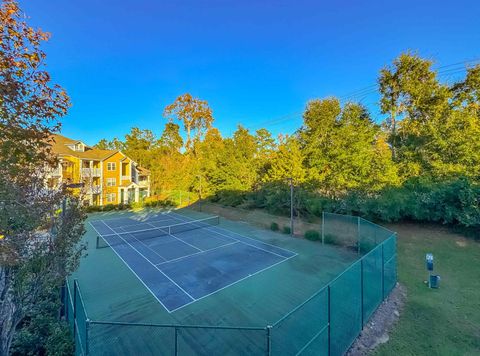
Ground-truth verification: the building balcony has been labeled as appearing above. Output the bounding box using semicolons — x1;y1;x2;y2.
121;175;130;181
85;185;102;194
81;168;101;177
138;179;149;188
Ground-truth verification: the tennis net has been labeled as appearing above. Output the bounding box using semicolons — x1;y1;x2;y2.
96;216;220;249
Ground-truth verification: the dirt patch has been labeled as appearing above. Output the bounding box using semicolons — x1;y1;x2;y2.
346;283;407;356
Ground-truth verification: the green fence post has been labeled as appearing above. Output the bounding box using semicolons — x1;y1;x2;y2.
394;233;398;284
327;285;331;356
174;327;178;356
265;325;272;356
321;212;325;245
85;319;90;355
357;216;361;255
381;243;385;299
360;259;364;328
73;280;77;336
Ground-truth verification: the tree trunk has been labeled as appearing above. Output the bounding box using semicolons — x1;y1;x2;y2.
0;267;20;356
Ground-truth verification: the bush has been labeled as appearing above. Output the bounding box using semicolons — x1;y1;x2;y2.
270;222;279;231
11;298;74;356
305;230;320;241
324;234;340;245
282;226;291;234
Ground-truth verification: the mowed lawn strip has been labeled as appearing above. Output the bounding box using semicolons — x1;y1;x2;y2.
375;223;480;356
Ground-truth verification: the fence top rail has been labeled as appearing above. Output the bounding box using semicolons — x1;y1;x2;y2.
323;211;358;219
361;232;396;259
359;217;396;235
88;319;267;331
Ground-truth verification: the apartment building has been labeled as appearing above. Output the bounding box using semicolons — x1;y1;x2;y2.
46;134;150;206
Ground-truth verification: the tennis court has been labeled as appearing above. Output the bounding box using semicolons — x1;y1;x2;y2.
89;212;297;312
66;209;396;355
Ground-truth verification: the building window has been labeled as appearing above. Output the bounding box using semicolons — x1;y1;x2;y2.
106;178;116;187
106;193;116;203
107;162;116;171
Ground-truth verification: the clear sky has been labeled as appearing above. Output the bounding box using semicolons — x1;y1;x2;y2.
23;0;480;145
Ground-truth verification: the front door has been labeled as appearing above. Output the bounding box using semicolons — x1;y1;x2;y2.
128;188;135;203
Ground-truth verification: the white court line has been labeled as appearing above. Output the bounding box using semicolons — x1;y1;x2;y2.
155;241;239;266
92;212;299;313
144;221;203;253
99;220;196;303
100;216;217;237
167;213;297;260
168;253;298;313
169;211;298;256
117;226;167;263
88;221;172;313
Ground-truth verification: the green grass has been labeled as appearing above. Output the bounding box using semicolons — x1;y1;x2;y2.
376;223;480;356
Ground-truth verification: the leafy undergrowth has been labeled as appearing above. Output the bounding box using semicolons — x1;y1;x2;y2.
375;223;480;356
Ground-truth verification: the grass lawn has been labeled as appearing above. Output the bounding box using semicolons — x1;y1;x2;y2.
375;223;480;356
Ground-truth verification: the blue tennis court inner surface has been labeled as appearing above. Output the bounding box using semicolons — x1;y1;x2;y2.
89;212;297;312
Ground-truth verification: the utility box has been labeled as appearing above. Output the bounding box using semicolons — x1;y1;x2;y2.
426;253;434;271
429;275;441;289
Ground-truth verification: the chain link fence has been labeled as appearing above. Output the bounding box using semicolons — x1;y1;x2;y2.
63;213;397;355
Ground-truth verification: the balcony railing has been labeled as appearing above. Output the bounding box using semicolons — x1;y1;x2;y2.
81;168;101;177
85;185;102;194
138;179;149;187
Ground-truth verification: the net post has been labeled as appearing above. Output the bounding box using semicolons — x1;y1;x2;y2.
321;211;325;245
265;325;272;356
96;235;99;249
327;285;331;356
174;327;178;356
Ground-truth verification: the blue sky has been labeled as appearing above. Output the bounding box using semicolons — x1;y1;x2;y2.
23;0;480;145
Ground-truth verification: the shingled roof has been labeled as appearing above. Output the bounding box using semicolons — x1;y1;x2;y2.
49;134;119;160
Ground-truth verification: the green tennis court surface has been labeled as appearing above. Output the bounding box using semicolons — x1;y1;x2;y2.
89;212;296;312
66;209;396;355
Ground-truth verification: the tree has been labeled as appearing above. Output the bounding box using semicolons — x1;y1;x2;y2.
0;1;85;353
159;122;183;153
254;128;276;181
299;99;398;195
94;137;124;151
163;93;214;149
379;53;480;178
123;127;158;167
378;52;450;160
265;134;305;183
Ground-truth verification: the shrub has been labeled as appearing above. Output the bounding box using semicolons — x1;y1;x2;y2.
324;234;340;245
282;226;291;234
11;298;74;356
358;240;376;253
270;222;279;231
305;230;320;241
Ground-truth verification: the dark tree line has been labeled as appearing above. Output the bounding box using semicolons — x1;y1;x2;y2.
97;54;480;229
